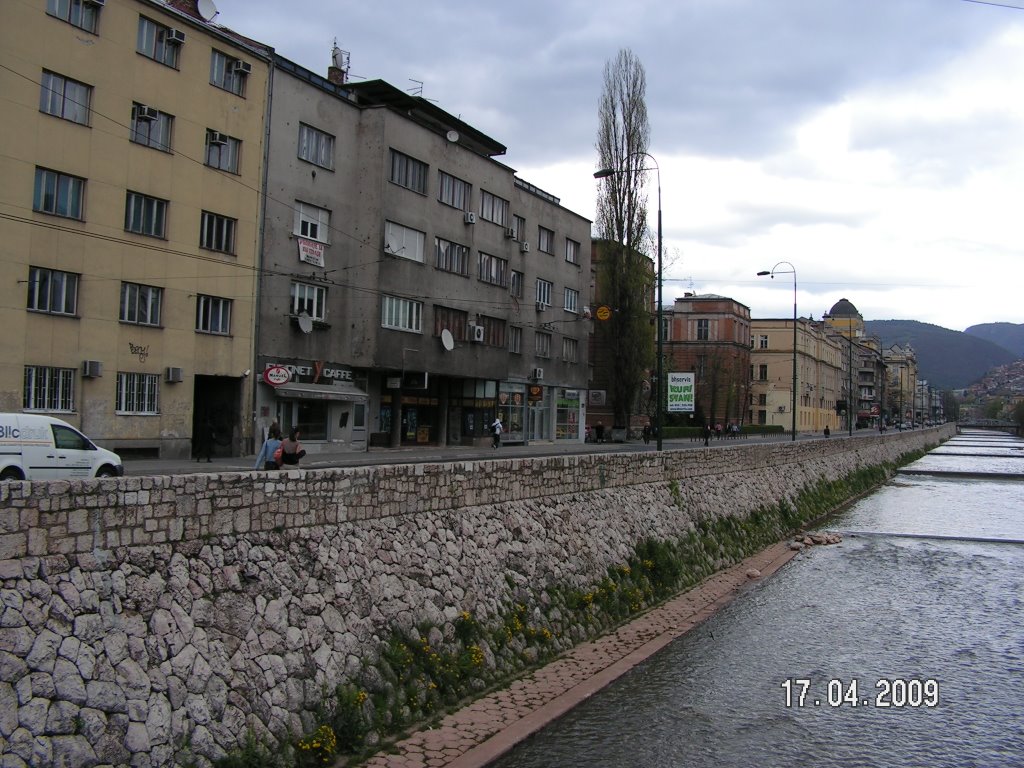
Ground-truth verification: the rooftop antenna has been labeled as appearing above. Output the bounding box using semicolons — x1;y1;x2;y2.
407;79;424;97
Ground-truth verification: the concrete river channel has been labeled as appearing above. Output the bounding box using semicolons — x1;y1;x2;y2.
489;430;1024;768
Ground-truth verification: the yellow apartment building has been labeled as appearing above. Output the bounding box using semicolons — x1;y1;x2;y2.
0;0;269;458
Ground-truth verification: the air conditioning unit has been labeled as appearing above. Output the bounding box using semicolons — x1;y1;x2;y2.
84;0;105;6
82;360;103;378
233;61;252;75
470;324;485;343
532;367;544;381
520;241;530;253
504;227;516;239
208;131;229;145
166;28;186;45
133;104;159;122
777;405;786;413
464;212;477;225
582;306;592;319
535;301;547;312
165;367;184;383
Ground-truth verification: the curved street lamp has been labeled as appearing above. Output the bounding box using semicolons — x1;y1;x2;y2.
594;152;663;450
757;262;797;441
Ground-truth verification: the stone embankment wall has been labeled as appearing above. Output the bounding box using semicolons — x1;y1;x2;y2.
0;427;951;766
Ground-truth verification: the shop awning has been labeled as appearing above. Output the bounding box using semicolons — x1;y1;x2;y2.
273;382;368;402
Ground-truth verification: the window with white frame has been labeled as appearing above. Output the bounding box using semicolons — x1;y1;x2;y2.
200;211;236;254
563;287;579;313
538;226;554;254
565;238;580;265
195;294;231;334
384;220;425;262
381;295;422;332
290;281;327;321
535;331;552;358
27;266;78;316
697;318;710;340
510;270;524;299
435;237;470;275
294;202;330;242
480;190;509;226
759;334;769;349
478;252;508;287
39;71;91;125
438;171;471;210
434;306;468;341
116;372;160;414
210;50;248;96
205;130;240;173
33;168;84;219
47;0;99;33
120;282;162;326
508;325;522;354
562;337;578;363
535;278;552;308
124;191;167;238
297;123;334;169
389;149;427;194
24;365;76;412
130;103;173;151
137;17;180;69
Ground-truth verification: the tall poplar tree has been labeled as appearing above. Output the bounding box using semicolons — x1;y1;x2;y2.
595;48;655;429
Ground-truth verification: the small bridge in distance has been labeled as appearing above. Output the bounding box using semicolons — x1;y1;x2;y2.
957;420;1020;436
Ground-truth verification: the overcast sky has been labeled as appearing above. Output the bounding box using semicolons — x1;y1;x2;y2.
212;0;1024;332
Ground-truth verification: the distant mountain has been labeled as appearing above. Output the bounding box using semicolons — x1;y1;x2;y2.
963;322;1024;357
864;320;1019;390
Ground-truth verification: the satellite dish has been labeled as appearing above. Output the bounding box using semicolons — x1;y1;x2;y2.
446;130;459;143
440;328;455;351
297;312;313;334
197;0;219;21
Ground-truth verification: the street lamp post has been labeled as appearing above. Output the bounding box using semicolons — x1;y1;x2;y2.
594;152;663;450
757;262;797;441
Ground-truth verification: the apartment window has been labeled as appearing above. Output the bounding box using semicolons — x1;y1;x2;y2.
137;17;180;69
480;190;509;226
47;0;99;33
116;372;159;415
125;192;167;238
438;171;471;210
477;316;506;347
478;252;508;287
513;215;526;241
297;123;334;169
535;331;552;358
205;130;240;173
290;282;326;321
662;316;671;342
435;237;470;276
538;226;554;254
196;295;231;335
384;220;425;263
130;103;173;151
562;337;579;363
434;306;468;341
120;282;162;326
200;211;236;254
295;202;330;243
39;71;91;125
697;319;710;341
27;267;78;316
535;278;552;308
24;366;75;412
565;238;580;265
381;295;422;333
759;334;769;349
509;326;522;354
564;287;579;313
759;364;769;381
758;393;768;406
510;270;524;299
389;149;427;194
33;168;84;219
210;50;248;96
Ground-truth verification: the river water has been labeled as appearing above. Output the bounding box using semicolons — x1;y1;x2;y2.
490;430;1024;768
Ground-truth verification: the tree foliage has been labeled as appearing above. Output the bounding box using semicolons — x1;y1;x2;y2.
595;48;655;428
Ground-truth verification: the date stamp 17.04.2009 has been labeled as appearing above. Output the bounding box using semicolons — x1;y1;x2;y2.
781;678;940;709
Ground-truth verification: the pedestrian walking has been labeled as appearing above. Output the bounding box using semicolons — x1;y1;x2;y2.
279;427;306;466
642;424;651;445
254;424;283;470
490;415;503;449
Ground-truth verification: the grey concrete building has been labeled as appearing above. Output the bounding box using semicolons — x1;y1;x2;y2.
254;54;591;452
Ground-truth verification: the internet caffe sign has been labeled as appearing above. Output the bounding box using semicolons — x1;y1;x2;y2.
667;372;695;413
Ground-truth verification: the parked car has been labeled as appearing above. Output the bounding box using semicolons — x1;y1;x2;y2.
0;413;123;481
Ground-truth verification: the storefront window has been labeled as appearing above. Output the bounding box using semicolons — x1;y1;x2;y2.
556;388;581;440
498;382;526;443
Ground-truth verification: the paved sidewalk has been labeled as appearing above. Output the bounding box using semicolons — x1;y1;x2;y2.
361;541;799;768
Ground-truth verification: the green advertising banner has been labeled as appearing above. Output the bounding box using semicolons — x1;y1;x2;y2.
667;372;695;413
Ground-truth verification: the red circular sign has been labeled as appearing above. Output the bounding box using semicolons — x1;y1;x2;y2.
262;365;291;387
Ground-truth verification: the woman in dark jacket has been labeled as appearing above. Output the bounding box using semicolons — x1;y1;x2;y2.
279;427;307;466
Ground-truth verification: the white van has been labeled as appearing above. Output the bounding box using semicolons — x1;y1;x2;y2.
0;414;123;481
